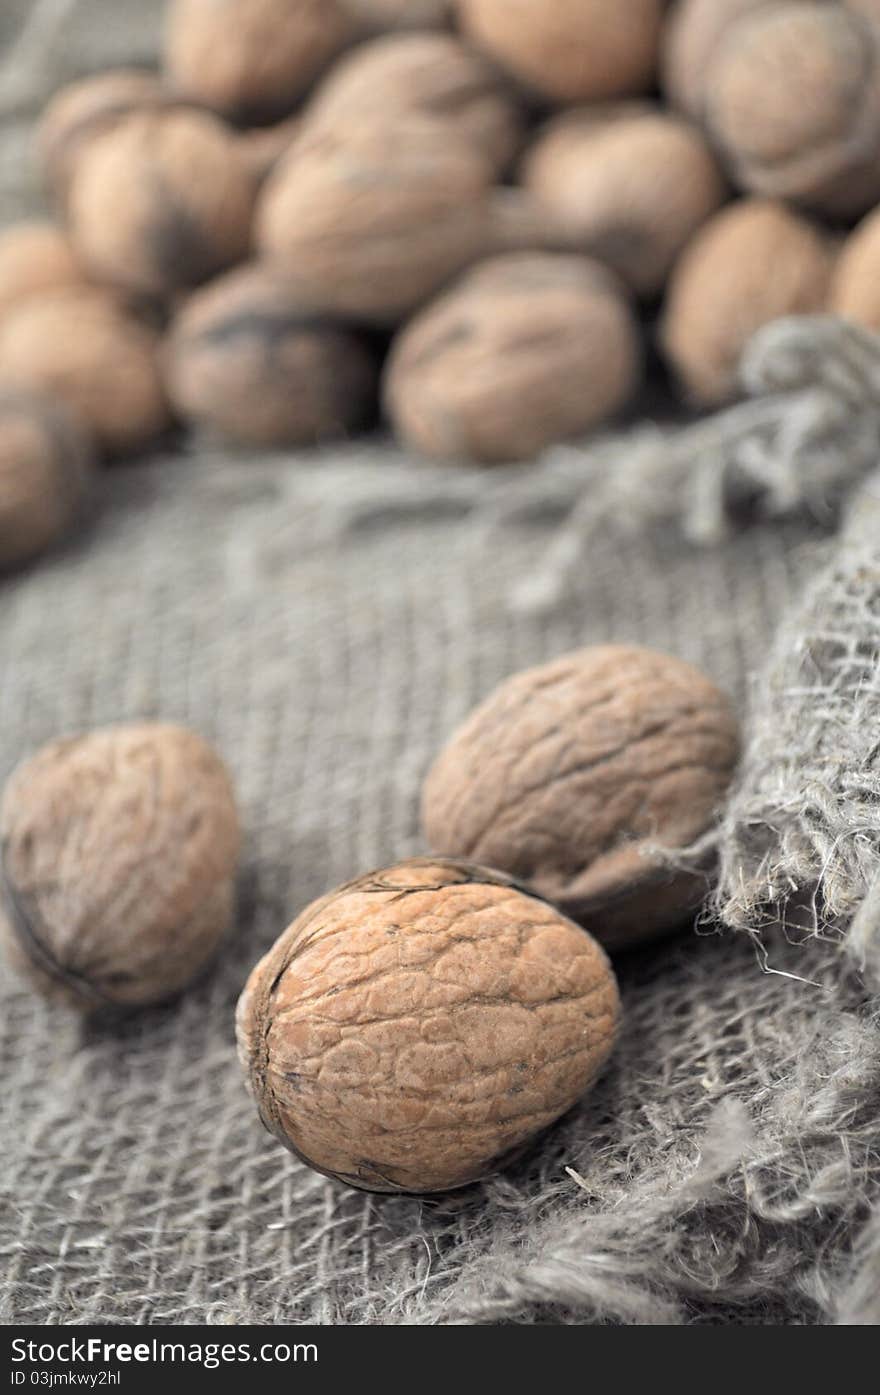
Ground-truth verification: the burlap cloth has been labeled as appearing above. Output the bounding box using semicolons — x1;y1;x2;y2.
1;3;879;1326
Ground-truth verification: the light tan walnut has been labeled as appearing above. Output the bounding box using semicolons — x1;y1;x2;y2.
0;389;94;571
236;858;620;1194
0;222;84;317
422;647;740;951
829;206;880;331
662;0;778;120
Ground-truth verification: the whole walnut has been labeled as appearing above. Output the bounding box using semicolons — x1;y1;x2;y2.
164;264;378;447
67;109;256;299
164;0;359;122
0;287;170;456
662;0;776;120
0;389;94;571
660;199;833;407
704;3;880;218
422;647;740;951
340;0;451;27
521;106;726;298
236;857;620;1193
0;724;240;1012
384;253;640;464
0;222;83;317
829;206;880;331
306;32;524;173
37;69;175;205
455;0;665;105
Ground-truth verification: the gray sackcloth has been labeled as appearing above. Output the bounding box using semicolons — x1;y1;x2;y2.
1;2;879;1327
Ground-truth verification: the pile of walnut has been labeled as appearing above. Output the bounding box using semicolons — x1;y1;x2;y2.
4;0;880;569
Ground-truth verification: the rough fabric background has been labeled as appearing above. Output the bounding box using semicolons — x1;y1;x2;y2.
1;2;879;1326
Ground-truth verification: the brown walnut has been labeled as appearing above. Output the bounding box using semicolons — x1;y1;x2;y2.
829;206;880;331
164;263;378;447
660;198;833;408
0;724;240;1012
422;646;741;951
661;0;777;120
0;389;94;571
67;109;256;299
236;857;620;1194
455;0;665;105
0;286;170;456
164;0;359;122
0;222;83;317
306;31;525;173
705;3;880;217
521;106;726;298
384;253;640;464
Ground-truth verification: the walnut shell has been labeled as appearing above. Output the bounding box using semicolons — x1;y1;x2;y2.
340;0;451;27
164;0;359;122
256;117;494;325
236;857;620;1193
0;724;240;1012
455;0;665;105
829;205;880;330
660;198;833;408
705;3;880;217
0;222;83;317
422;647;740;951
521;106;726;298
306;32;524;173
661;0;777;120
0;389;94;571
164;264;378;446
384;253;640;464
0;287;170;456
67;109;256;299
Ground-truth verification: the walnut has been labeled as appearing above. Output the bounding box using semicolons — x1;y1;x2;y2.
384;253;640;464
0;287;170;456
704;3;880;217
339;0;451;28
306;31;525;173
164;264;378;446
829;206;880;331
455;0;665;105
660;199;833;407
0;389;94;571
661;0;776;120
67;109;256;299
0;222;83;317
236;857;620;1194
36;68;175;205
0;724;240;1012
164;0;359;123
521;106;726;298
422;647;740;951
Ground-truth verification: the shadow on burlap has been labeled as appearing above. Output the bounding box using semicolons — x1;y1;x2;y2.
1;2;879;1326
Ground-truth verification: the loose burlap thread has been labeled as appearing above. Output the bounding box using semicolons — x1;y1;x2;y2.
1;2;879;1327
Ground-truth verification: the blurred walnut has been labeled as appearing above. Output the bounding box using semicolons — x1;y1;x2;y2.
455;0;664;104
705;3;880;217
236;857;620;1193
67;109;256;299
384;253;640;463
339;0;450;28
164;0;359;122
306;31;524;172
829;207;880;330
164;264;378;446
662;0;776;119
0;287;170;456
0;725;239;1012
0;390;94;571
521;106;726;298
660;199;833;407
0;222;83;317
423;647;740;951
236;116;302;184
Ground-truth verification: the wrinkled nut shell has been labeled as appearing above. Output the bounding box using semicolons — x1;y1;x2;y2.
422;646;740;951
164;0;359;122
384;253;640;464
830;206;880;330
164;264;378;446
456;0;664;104
0;724;240;1011
661;0;775;120
236;857;620;1194
522;107;726;298
0;222;83;317
68;109;256;299
0;287;170;456
661;199;832;408
0;389;94;571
